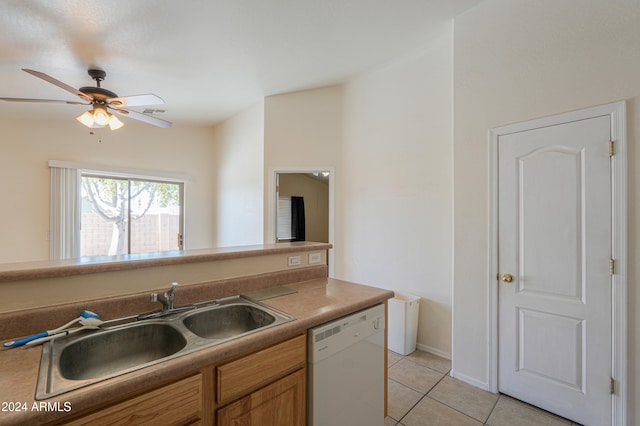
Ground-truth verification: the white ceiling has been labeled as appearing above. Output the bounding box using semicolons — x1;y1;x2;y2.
0;0;483;127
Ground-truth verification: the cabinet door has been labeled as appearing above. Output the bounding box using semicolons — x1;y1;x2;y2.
217;369;305;426
65;374;202;426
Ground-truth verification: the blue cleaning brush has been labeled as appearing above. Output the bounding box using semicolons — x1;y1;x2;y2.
26;316;104;346
2;310;100;348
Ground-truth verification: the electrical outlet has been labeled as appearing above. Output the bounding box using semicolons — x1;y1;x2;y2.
288;255;302;267
308;252;322;264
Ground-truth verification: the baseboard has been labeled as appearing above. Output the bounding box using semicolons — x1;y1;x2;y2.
414;344;493;394
415;343;451;360
449;370;491;392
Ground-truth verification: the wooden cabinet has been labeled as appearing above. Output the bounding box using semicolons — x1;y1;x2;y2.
64;374;203;426
217;369;305;426
216;334;306;405
215;334;306;425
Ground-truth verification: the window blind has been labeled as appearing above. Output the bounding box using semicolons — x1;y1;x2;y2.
277;195;293;241
49;166;81;260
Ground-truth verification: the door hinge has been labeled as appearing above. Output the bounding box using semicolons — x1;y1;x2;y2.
610;377;616;394
609;258;615;275
609;140;615;157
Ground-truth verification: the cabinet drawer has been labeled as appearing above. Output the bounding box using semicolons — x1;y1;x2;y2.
217;334;306;405
65;374;202;426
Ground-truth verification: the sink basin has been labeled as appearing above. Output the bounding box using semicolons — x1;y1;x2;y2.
36;295;294;400
58;323;186;380
182;304;276;339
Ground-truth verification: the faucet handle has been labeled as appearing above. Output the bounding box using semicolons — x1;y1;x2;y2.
150;293;159;302
167;282;179;296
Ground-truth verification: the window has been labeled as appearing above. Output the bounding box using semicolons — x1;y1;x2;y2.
277;195;293;241
81;174;184;256
48;161;187;260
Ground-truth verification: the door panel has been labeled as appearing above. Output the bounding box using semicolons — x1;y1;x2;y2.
518;308;584;390
498;115;611;426
517;146;584;300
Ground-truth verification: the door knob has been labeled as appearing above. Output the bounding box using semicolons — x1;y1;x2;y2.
501;273;513;283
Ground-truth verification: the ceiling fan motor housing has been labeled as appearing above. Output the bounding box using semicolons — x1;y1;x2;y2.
80;69;119;103
79;86;118;102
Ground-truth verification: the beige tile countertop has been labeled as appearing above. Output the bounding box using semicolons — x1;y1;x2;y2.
0;278;393;425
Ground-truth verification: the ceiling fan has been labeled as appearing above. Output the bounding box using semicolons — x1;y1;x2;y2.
0;68;172;130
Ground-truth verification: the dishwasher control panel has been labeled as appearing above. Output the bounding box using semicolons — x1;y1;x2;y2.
308;304;385;363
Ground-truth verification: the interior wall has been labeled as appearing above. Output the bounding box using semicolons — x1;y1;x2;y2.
212;102;265;247
278;173;329;243
263;85;343;246
0;119;217;263
338;27;454;358
453;0;639;422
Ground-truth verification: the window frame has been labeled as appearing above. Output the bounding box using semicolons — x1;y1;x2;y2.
49;160;189;260
80;173;185;256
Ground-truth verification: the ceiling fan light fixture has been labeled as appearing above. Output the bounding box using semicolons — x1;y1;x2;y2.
108;114;124;130
92;105;110;126
76;106;124;130
76;110;98;128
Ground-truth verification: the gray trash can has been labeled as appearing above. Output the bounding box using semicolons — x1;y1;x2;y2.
388;292;420;355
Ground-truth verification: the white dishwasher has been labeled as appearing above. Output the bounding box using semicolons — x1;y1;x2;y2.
308;304;385;426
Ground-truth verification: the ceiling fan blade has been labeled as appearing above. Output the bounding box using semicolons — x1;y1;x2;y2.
0;97;89;105
22;69;93;102
107;94;165;107
111;107;172;128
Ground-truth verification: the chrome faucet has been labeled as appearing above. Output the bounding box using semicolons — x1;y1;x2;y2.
151;282;179;311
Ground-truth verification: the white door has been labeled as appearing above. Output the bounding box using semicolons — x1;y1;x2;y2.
497;115;612;425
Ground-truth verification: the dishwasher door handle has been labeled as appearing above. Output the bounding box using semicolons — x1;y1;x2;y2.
374;317;381;330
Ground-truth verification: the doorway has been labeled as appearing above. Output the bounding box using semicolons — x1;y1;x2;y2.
488;102;627;425
267;167;334;276
277;173;329;243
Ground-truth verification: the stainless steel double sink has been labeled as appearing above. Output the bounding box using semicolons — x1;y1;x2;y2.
36;296;294;399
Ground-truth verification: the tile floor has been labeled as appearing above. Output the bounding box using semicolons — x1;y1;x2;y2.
385;349;582;426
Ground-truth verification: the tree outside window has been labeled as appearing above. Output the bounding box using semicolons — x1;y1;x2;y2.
81;175;183;256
